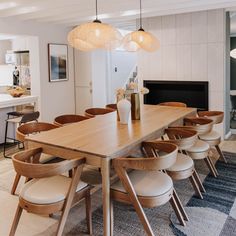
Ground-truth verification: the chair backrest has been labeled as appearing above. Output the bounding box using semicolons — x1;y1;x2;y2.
158;102;187;107
230;95;236;110
197;111;224;125
113;141;178;171
84;108;114;118
184;117;213;134
12;148;85;178
105;104;117;110
165;128;198;150
17;122;58;142
20;111;40;124
54;114;89;126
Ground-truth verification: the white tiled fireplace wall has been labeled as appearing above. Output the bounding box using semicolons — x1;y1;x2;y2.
138;9;227;137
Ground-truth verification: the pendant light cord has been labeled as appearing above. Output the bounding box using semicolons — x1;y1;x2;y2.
95;0;98;20
140;0;142;29
94;0;101;23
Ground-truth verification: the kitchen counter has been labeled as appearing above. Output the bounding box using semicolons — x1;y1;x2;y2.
0;94;38;109
0;94;38;144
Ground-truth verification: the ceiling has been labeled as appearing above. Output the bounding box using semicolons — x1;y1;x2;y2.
1;0;236;28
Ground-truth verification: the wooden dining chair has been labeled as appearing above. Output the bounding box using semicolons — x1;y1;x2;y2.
164;128;205;199
197;111;227;163
105;104;117;110
111;141;187;236
158;102;187;107
84;108;115;118
181;117;218;177
9;148;92;236
54;114;89;126
11;122;59;195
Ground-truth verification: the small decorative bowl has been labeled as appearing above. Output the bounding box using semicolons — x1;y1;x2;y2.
7;87;25;97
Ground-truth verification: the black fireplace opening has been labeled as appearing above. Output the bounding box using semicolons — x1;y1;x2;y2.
143;80;209;111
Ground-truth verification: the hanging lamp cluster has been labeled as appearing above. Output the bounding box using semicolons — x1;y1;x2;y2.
67;0;160;52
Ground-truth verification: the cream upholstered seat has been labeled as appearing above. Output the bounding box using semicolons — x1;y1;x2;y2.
111;141;188;235
167;153;194;172
185;140;210;153
111;170;173;197
20;175;88;204
199;130;221;141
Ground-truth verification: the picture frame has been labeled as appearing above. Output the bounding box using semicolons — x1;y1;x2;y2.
48;43;68;82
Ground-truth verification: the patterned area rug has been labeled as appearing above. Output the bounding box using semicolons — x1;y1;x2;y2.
68;152;236;236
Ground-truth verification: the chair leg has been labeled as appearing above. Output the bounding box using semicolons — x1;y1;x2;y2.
189;175;203;199
110;199;114;236
193;170;206;193
9;204;23;236
204;157;217;177
208;156;219;176
215;145;227;163
169;196;186;226
11;174;21;195
3;121;9;158
85;190;92;235
173;189;189;221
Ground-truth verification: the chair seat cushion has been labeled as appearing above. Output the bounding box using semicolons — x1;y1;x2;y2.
20;175;88;204
199;130;221;141
111;170;173;197
185;140;210;153
167;153;194;172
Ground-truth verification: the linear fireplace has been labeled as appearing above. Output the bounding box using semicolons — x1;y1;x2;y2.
143;80;209;110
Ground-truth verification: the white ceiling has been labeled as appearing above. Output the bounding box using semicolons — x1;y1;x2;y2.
1;0;236;28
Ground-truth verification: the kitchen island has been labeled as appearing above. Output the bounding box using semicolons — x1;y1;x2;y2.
0;94;38;143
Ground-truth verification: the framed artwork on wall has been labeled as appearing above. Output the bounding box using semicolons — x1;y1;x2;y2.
48;43;68;82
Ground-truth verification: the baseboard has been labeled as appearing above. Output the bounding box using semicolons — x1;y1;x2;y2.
225;130;232;139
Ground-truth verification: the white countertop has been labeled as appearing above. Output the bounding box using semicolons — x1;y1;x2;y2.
0;94;38;109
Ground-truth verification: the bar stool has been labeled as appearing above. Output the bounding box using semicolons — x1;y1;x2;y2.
84;108;114;118
163;128;206;199
197;111;227;163
158;102;187;107
3;111;40;158
111;141;186;236
11;122;59;195
182;117;218;177
54;114;89;127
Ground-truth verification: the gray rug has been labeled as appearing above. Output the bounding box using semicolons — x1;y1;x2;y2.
68;152;236;236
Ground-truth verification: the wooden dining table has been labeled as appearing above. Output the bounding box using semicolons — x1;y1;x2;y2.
26;105;196;236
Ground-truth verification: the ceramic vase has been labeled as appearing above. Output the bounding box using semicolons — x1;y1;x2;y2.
117;98;131;124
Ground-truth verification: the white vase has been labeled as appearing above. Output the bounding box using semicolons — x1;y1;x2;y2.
117;98;131;124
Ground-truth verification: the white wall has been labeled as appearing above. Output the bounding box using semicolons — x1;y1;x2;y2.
138;9;226;137
0;40;11;64
0;19;75;122
107;51;137;103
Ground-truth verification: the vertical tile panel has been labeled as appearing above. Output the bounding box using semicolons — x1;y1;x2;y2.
176;13;192;45
191;11;208;44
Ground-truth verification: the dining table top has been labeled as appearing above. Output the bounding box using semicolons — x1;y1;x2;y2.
26;105;196;159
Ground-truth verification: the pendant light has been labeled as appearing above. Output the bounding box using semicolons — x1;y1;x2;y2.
122;0;160;52
68;0;122;51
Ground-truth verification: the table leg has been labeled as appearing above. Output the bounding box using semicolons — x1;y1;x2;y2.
101;158;111;236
